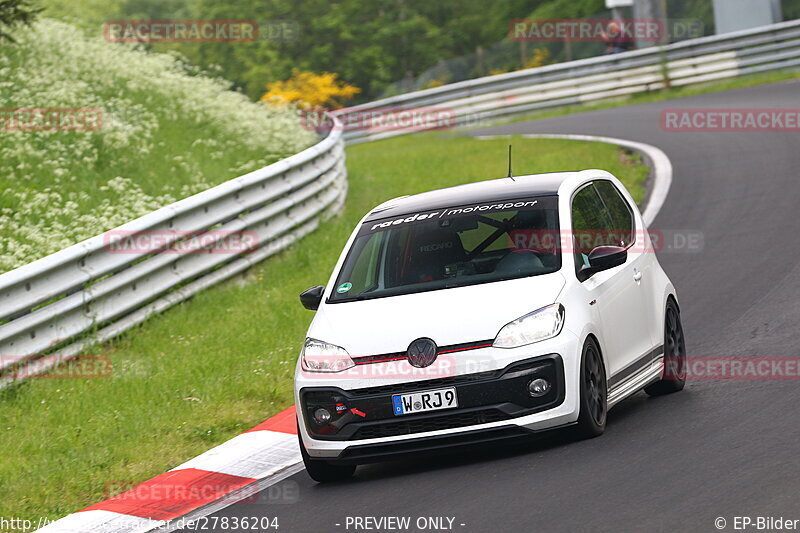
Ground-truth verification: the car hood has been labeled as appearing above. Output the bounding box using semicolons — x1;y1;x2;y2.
307;273;566;358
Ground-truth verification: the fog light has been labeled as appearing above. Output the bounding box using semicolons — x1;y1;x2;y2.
528;378;551;397
314;408;331;424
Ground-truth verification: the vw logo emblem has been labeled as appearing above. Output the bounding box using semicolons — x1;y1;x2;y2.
407;338;438;368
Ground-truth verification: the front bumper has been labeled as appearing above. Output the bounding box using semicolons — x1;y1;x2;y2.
295;331;582;460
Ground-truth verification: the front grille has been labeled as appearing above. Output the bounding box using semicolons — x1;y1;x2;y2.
348;369;499;397
351;409;510;440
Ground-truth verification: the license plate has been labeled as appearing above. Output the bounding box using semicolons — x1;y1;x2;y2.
392;387;458;416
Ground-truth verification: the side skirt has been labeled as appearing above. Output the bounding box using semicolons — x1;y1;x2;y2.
607;348;664;408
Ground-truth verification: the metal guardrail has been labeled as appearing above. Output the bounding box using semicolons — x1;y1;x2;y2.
0;117;347;386
338;20;800;143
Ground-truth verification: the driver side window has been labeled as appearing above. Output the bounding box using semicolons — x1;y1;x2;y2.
571;183;615;273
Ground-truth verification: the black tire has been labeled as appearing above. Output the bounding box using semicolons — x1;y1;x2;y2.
298;431;356;483
574;337;607;439
645;298;686;396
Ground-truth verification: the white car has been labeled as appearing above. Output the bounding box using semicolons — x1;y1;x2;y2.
294;170;686;482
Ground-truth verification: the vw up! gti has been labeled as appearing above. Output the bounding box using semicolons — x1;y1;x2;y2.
294;170;686;482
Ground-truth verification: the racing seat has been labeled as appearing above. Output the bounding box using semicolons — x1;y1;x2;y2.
401;226;467;283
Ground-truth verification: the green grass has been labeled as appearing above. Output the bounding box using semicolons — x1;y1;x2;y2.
475;69;800;129
0;133;647;520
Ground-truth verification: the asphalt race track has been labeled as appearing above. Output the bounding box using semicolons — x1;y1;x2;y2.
181;81;800;533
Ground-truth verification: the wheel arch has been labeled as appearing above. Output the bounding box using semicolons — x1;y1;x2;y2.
583;331;608;378
659;279;679;329
667;292;680;313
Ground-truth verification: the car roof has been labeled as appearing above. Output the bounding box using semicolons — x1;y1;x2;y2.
364;171;581;222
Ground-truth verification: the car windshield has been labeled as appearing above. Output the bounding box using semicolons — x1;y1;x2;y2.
329;195;561;302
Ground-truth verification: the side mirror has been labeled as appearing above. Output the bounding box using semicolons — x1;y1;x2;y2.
578;246;627;282
299;286;325;310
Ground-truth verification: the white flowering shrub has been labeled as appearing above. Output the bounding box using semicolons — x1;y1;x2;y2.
0;20;316;273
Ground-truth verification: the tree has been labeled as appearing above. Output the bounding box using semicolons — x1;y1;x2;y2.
0;0;42;42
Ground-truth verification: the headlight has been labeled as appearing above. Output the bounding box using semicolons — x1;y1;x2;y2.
301;338;355;372
493;304;565;348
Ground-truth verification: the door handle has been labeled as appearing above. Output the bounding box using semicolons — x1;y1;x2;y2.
633;270;643;282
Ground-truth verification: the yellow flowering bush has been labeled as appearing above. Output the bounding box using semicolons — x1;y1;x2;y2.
523;48;551;69
261;69;361;109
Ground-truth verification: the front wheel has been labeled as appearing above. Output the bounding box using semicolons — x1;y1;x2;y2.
574;337;607;439
298;430;356;483
645;298;686;396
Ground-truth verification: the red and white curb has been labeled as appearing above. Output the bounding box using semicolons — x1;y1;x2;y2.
38;406;301;533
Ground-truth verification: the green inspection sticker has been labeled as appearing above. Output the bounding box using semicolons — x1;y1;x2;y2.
337;282;352;294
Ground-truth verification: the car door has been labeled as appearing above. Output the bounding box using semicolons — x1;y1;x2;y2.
571;182;655;385
593;180;663;348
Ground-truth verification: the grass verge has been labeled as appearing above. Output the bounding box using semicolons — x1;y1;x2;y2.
0;133;647;520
